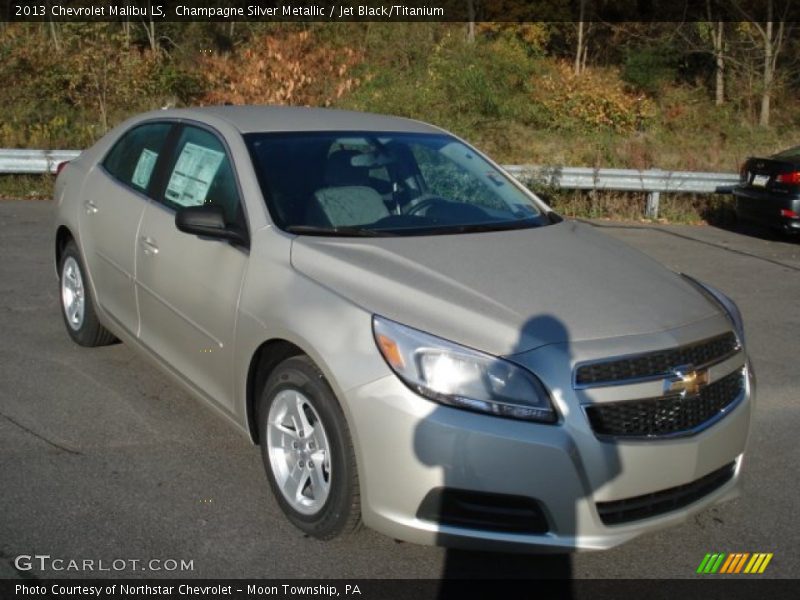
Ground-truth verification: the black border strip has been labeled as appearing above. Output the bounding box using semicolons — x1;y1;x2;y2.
2;0;800;23
2;579;798;600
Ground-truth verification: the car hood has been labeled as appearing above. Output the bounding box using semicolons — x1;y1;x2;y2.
290;221;721;356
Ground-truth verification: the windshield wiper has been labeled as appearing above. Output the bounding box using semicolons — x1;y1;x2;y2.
410;219;543;235
284;225;395;237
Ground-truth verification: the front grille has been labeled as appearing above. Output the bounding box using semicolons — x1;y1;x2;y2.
586;369;744;438
597;462;736;526
575;332;739;387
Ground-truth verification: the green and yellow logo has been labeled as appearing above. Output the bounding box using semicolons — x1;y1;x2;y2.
697;552;773;574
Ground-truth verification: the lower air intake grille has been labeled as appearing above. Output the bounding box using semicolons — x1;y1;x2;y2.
586;369;744;438
597;462;736;526
416;488;549;534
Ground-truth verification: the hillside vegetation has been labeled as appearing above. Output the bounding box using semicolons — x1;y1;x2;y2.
2;21;799;221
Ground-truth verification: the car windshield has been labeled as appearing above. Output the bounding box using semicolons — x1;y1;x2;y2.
245;131;554;236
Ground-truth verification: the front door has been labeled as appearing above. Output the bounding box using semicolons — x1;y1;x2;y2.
135;124;249;412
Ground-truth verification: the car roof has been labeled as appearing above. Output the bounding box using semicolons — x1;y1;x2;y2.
152;105;445;135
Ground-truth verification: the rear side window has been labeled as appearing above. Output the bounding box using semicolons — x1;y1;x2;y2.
103;122;172;193
161;126;242;227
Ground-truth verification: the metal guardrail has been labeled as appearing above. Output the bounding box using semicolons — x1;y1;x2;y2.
505;165;740;219
0;149;740;219
0;149;81;174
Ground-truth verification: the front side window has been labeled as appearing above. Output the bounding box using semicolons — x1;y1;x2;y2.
246;131;552;236
161;126;243;227
103;122;172;193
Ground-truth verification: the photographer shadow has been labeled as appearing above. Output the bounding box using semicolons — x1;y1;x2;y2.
413;315;622;595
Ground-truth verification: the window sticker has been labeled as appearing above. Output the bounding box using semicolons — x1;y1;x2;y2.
165;142;225;207
131;148;158;189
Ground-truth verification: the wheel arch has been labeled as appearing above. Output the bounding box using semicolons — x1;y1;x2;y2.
55;225;75;273
246;339;306;444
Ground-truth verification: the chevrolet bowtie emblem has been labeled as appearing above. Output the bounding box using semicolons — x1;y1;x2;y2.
665;367;709;396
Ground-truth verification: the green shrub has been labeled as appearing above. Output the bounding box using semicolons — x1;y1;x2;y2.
622;44;680;95
0;24;203;148
532;62;656;134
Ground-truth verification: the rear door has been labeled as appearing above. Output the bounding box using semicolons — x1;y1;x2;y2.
135;123;249;412
79;121;173;335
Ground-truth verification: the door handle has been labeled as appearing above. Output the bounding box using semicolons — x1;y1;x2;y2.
139;236;159;256
83;200;99;214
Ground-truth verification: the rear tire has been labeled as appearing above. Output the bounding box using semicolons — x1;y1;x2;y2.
257;355;361;539
59;240;116;347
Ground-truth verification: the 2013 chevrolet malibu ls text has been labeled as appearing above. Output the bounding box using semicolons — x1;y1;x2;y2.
54;106;753;551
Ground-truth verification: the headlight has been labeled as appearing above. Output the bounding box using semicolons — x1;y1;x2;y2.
682;274;746;346
372;316;556;423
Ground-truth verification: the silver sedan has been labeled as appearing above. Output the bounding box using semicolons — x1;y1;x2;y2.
54;106;753;551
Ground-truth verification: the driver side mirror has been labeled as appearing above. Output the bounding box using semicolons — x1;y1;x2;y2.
175;204;248;246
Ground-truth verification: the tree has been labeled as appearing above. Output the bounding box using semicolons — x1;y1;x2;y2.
575;0;586;74
466;0;476;43
705;1;726;106
731;0;792;126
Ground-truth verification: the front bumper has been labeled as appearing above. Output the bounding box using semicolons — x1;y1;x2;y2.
345;360;753;552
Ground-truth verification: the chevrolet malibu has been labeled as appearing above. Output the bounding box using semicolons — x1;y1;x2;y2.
54;106;753;551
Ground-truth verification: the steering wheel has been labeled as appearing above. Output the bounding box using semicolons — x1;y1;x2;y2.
403;195;449;216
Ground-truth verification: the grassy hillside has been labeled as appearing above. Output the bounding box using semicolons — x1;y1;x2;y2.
2;22;798;222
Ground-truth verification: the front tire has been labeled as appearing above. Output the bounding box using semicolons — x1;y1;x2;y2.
257;356;360;539
59;240;116;347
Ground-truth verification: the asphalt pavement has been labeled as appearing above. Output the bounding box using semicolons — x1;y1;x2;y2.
0;200;798;580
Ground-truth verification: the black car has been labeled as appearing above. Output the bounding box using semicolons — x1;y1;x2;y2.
734;145;800;234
